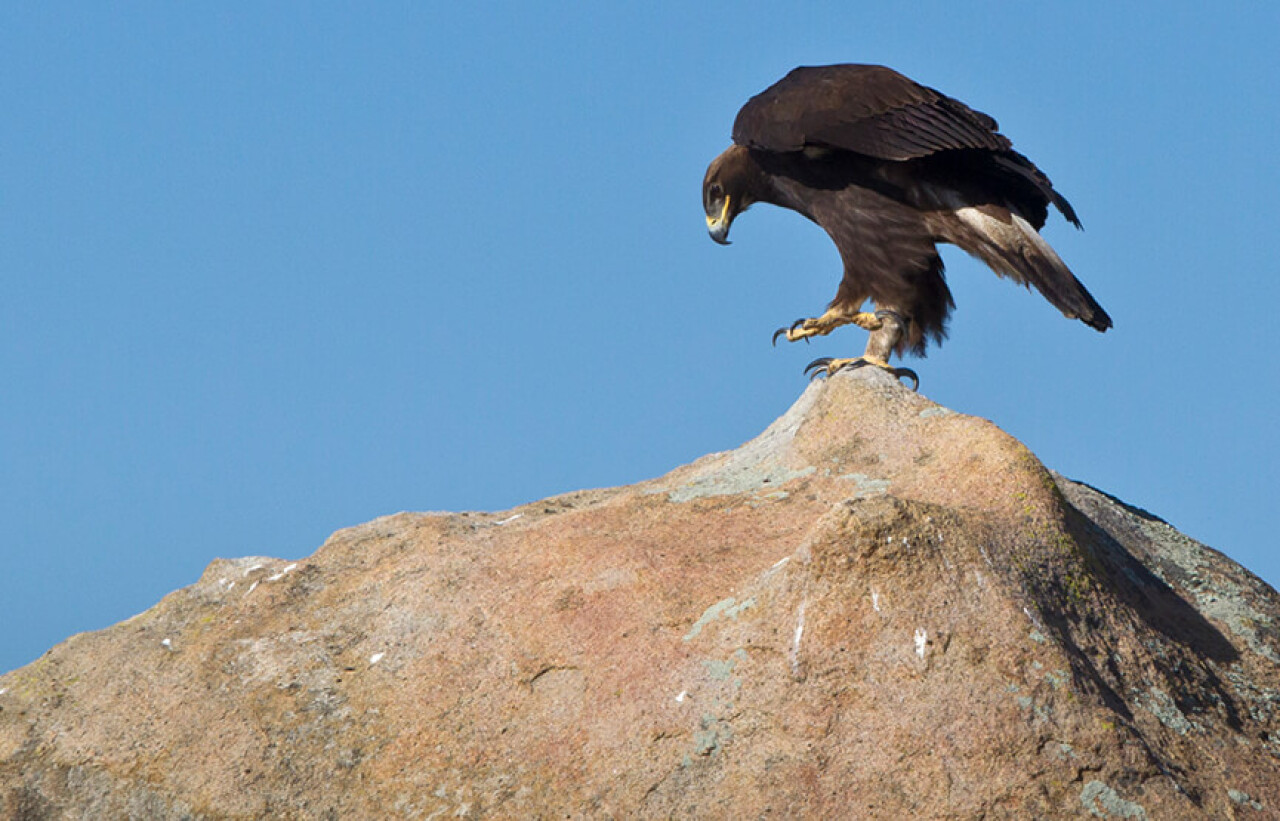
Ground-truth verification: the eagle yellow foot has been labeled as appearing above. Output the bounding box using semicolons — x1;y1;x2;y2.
771;310;885;345
804;356;919;391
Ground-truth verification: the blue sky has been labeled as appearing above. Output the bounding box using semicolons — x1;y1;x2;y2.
3;4;1277;673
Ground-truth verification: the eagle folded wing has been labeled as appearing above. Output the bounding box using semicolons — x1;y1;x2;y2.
733;64;1009;160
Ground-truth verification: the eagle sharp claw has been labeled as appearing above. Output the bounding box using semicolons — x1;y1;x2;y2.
772;319;813;346
892;367;920;391
804;357;834;380
802;356;920;391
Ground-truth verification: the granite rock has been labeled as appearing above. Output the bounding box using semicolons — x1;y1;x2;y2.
2;368;1277;818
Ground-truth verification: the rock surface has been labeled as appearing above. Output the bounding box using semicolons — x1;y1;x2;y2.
2;368;1278;819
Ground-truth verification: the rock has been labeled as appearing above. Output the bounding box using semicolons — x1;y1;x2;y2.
2;368;1278;819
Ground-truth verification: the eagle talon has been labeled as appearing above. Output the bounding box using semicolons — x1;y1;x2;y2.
804;357;834;380
802;356;920;391
892;366;920;391
772;318;814;346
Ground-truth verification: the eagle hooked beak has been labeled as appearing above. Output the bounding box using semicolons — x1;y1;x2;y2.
706;196;732;245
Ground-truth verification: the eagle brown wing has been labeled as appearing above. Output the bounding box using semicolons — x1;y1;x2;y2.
732;64;1080;228
731;64;1010;161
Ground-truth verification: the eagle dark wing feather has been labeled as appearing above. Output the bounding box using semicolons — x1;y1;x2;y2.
990;152;1082;228
732;65;1082;228
731;64;934;151
733;65;1008;160
841;97;1010;160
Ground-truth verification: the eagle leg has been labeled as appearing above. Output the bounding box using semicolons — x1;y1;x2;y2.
771;308;884;346
801;310;919;390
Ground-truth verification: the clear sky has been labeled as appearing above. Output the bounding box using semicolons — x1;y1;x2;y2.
3;3;1277;673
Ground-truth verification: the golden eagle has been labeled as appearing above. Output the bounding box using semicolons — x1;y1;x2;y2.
703;64;1110;388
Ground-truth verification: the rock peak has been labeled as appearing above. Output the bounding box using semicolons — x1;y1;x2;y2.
3;369;1278;818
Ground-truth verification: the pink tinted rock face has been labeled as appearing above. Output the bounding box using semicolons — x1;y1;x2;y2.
3;368;1278;818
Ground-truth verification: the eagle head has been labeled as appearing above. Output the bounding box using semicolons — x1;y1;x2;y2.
703;145;763;245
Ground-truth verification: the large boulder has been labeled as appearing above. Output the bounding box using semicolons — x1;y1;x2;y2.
3;369;1277;818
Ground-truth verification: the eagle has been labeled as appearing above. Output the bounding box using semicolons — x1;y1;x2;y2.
703;64;1110;388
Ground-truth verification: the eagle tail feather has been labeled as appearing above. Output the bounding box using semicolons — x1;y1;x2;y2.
948;206;1111;332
